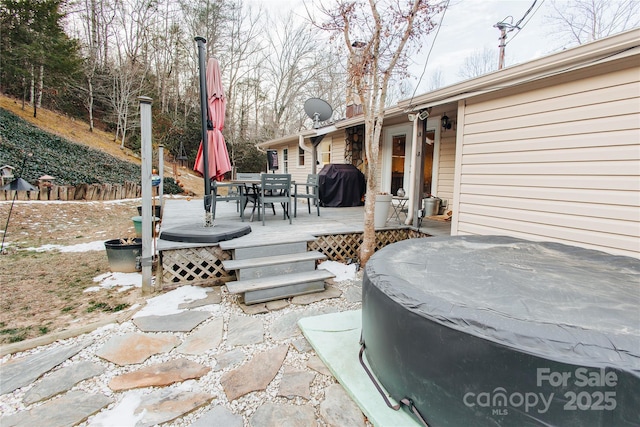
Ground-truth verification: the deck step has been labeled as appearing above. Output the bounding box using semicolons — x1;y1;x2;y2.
226;269;335;305
222;250;326;271
219;233;316;251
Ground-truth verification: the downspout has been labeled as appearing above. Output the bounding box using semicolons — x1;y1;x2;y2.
298;134;316;175
450;99;466;235
405;116;420;225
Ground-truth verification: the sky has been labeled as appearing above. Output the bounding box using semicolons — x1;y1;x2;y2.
250;0;557;93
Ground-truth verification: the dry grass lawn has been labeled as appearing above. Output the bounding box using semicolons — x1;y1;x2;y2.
0;200;147;344
0;95;204;345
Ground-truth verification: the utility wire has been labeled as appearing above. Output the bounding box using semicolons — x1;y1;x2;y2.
408;0;451;105
507;0;546;45
495;0;538;35
512;0;538;30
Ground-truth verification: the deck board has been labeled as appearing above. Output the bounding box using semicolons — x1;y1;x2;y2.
158;197;451;251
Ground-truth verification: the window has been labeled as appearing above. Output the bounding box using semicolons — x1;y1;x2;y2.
283;148;289;173
298;147;305;167
320;140;332;165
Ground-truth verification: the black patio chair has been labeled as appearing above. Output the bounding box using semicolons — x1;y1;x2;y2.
259;173;292;225
293;174;320;217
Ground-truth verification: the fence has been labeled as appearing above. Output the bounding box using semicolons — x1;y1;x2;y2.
0;181;141;201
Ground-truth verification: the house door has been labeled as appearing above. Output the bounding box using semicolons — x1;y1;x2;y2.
423;130;435;196
382;124;412;195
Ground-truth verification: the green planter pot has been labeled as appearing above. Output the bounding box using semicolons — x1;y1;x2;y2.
131;216;159;238
104;238;142;273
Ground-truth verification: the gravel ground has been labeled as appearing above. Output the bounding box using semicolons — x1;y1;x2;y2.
0;267;371;427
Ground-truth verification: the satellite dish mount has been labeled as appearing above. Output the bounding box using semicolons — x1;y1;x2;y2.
304;98;333;129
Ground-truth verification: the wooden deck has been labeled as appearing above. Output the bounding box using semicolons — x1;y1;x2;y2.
155;197;451;288
157;197;451;252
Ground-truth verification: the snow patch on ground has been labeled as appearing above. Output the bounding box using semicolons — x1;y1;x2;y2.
88;390;145;427
84;272;142;293
318;260;357;282
23;240;106;253
132;285;213;318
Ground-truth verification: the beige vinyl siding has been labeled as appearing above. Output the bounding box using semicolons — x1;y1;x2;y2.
435;133;456;202
280;143;307;185
456;67;640;258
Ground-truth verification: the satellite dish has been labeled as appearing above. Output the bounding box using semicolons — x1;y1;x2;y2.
304;98;333;128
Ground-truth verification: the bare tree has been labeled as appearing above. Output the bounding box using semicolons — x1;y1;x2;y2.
317;0;443;267
67;0;116;131
428;67;444;90
458;46;498;80
262;11;324;138
109;0;156;148
298;45;347;128
148;0;183;114
547;0;640;46
219;1;266;163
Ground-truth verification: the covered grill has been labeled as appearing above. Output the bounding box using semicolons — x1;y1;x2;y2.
318;164;365;207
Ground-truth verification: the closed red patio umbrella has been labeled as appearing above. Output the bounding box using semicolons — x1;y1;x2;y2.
194;58;231;182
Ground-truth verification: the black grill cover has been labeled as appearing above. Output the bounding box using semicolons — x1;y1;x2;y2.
318;164;365;207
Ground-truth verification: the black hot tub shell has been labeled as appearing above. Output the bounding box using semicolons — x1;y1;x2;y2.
362;235;640;427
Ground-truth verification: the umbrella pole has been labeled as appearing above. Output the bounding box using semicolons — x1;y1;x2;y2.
195;36;213;226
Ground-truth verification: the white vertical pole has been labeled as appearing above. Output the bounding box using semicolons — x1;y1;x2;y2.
406;116;420;226
138;96;153;295
158;144;164;208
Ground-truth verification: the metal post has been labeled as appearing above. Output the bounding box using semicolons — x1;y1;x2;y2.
194;36;212;217
158;144;164;211
138;96;153;295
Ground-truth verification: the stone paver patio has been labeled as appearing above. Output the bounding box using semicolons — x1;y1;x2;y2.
0;275;367;427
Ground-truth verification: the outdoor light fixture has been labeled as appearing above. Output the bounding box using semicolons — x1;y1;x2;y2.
442;114;452;130
408;109;429;122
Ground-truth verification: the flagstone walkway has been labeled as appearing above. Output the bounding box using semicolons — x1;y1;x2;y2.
0;275;368;427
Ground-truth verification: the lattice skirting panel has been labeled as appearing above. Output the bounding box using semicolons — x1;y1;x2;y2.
159;228;430;288
160;246;234;287
308;228;430;263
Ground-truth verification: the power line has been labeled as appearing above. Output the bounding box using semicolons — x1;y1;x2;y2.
408;0;451;104
507;0;546;45
494;0;539;68
512;0;538;29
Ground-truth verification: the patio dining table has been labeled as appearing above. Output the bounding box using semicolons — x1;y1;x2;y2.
230;176;288;222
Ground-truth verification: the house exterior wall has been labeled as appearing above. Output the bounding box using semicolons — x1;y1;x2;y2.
435;130;456;204
454;64;640;258
273;141;308;184
271;133;349;185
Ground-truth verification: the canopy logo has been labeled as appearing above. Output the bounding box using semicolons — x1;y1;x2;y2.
462;367;618;417
463;387;552;415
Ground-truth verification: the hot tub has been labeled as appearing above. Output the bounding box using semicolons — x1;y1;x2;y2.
361;235;639;426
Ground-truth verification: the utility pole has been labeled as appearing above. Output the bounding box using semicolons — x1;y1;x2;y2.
494;22;507;70
493;0;538;70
